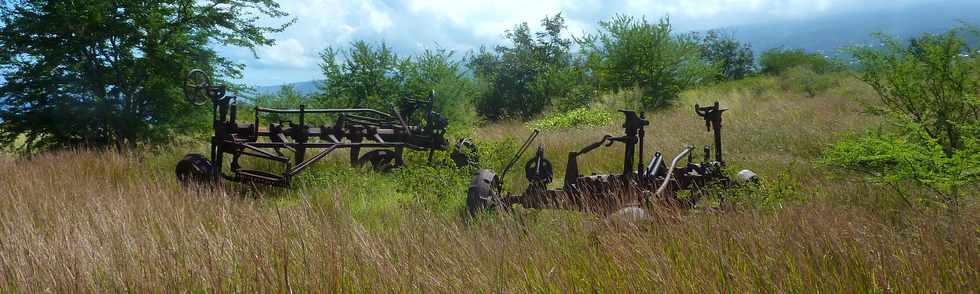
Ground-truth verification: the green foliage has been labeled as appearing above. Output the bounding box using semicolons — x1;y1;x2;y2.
694;30;756;81
251;85;329;124
468;13;590;120
0;0;293;151
722;172;805;210
318;41;402;109
759;48;841;76
318;42;476;123
823;126;979;207
825;26;980;207
580;15;714;108
527;108;614;130
778;66;838;97
391;164;470;213
400;49;479;124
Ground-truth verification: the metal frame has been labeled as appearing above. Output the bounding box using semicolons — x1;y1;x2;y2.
177;70;454;187
468;102;750;215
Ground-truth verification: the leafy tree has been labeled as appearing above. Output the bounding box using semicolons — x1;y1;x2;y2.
318;41;402;109
318;42;476;122
579;15;713;108
823;27;980;208
694;30;755;81
759;48;840;75
0;0;293;151
255;85;309;123
399;48;479;123
468;13;584;120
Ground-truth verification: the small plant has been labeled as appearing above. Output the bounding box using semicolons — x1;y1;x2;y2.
527;108;614;130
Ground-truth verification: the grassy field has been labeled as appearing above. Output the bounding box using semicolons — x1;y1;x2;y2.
0;76;976;292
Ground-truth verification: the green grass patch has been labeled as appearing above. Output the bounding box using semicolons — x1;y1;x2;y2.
528;108;615;130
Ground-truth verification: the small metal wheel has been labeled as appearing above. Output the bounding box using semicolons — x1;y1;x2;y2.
523;155;553;185
466;169;504;216
355;149;401;172
176;154;216;186
450;138;479;167
183;69;211;106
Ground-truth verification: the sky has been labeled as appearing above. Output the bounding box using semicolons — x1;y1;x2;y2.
222;0;938;86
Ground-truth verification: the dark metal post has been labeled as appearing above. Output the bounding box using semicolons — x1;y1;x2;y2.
637;112;645;175
695;101;726;164
295;104;307;163
711;102;724;163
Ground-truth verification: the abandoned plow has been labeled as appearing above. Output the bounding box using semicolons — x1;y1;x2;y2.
175;69;471;187
466;103;757;217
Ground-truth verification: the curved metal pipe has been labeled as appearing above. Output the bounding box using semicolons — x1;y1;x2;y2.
655;146;694;196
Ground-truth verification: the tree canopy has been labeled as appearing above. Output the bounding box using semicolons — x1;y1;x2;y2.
318;42;476;123
579;15;714;108
468;13;584;120
0;0;293;151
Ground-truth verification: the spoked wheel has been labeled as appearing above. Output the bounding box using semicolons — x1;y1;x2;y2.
466;169;504;216
183;69;211;106
176;154;217;187
355;150;402;172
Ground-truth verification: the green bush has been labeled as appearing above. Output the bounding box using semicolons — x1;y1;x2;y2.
778;66;837;97
318;42;477;124
579;15;714;109
823;26;980;208
468;14;589;120
759;48;842;76
694;29;756;81
528;108;614;130
721;172;805;210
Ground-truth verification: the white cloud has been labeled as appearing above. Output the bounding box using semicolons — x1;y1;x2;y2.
232;0;938;85
258;38;315;68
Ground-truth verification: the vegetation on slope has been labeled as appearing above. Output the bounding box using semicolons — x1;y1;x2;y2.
1;75;976;291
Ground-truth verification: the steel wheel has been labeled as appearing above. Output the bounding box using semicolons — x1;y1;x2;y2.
176;154;216;186
466;169;503;216
183;69;211;106
355;149;401;172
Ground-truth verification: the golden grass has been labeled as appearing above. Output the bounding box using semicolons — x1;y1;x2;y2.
0;76;976;291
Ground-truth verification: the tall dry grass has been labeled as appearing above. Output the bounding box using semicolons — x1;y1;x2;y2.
0;76;976;291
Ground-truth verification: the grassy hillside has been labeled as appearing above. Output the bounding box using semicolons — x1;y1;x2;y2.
0;76;976;291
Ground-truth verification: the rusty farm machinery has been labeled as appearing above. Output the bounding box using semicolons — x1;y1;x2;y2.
466;103;757;216
174;69;755;217
175;69;471;187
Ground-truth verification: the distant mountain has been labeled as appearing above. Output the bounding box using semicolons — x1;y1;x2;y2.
727;1;980;56
253;80;320;97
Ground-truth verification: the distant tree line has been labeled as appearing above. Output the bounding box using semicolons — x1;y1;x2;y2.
315;14;760;121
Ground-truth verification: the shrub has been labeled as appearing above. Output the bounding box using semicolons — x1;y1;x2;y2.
778;66;837;97
318;41;402;109
528;108;614;130
579;15;714;109
468;14;588;120
694;30;756;81
823;26;980;208
759;48;841;76
318;42;477;124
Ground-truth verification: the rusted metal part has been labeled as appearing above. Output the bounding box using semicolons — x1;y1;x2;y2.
175;70;470;187
467;103;754;217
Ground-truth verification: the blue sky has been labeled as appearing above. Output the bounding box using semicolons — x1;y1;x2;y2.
221;0;938;86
